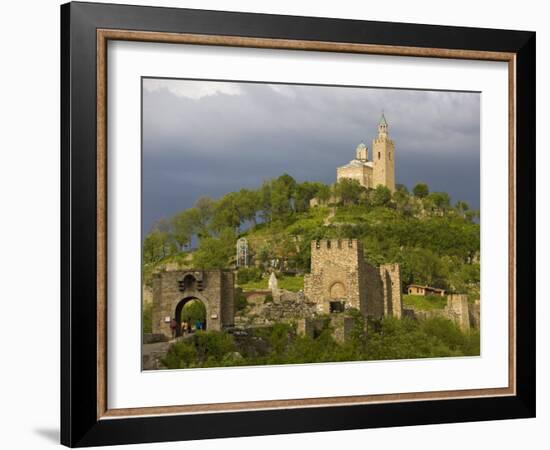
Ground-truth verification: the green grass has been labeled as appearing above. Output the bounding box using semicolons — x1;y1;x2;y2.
279;275;304;291
238;275;304;292
403;294;447;311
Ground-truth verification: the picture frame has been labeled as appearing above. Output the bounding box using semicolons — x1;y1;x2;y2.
60;1;536;447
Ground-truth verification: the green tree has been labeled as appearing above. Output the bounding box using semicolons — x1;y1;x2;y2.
465;209;479;223
171;208;199;250
180;299;206;324
193;228;236;269
259;180;273;222
317;183;331;203
194;331;236;364
392;189;411;215
236;189;260;226
237;267;262;284
455;200;470;218
427;192;451;214
333;178;363;205
194;196;216;236
270;174;296;218
212;193;242;232
143;225;176;264
371;185;392;207
400;247;446;287
234;289;249;312
295;181;327;212
396;183;409;194
413;183;429;198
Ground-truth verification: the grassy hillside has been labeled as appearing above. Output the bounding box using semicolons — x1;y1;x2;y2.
143;176;480;299
403;294;447;311
237;274;304;292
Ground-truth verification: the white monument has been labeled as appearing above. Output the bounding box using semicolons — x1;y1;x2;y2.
268;272;278;292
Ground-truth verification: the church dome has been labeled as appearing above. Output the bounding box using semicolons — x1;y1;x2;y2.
355;142;368;161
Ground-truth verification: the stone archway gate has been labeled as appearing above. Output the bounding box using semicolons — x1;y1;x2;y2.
152;270;235;339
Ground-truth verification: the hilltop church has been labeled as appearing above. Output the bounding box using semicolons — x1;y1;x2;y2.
336;114;396;193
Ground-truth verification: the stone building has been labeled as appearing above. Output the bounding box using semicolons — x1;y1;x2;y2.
407;284;446;296
152;269;235;339
336;114;396;193
303;239;402;320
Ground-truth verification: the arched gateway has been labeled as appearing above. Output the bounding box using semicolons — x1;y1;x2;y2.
151;270;235;339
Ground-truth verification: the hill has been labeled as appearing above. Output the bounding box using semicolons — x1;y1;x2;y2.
143;175;480;301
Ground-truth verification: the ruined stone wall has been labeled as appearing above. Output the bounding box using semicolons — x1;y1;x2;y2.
304;239;366;314
236;288;317;328
381;263;403;318
303;273;323;313
364;263;385;319
446;294;470;332
151;274;164;337
469;300;481;329
296;316;356;343
143;285;153;306
220;271;235;328
263;299;318;322
330;315;356;343
403;295;478;332
296;318;325;338
305;239;402;322
356;258;369;318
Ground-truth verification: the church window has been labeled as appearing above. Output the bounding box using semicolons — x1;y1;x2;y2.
378;152;381;159
327;240;331;249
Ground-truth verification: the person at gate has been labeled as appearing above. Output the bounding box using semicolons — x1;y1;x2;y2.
181;320;188;335
170;318;177;339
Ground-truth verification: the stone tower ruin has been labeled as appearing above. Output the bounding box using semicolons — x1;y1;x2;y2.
303;239;402;320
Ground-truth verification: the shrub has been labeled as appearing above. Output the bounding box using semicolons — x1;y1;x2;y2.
403;294;447;311
194;330;236;363
235;290;249;312
277;275;304;292
162;341;197;369
413;183;429;198
237;267;262;284
142;302;152;334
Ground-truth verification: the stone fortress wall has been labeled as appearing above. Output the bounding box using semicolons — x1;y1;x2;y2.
403;295;480;332
152;270;234;338
149;242;476;345
303;239;402;321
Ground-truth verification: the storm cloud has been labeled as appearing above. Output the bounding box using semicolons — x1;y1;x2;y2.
142;78;480;234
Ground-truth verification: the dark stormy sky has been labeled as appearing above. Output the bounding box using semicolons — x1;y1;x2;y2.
142;78;480;234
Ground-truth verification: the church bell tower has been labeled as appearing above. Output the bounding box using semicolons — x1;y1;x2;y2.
372;113;395;192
